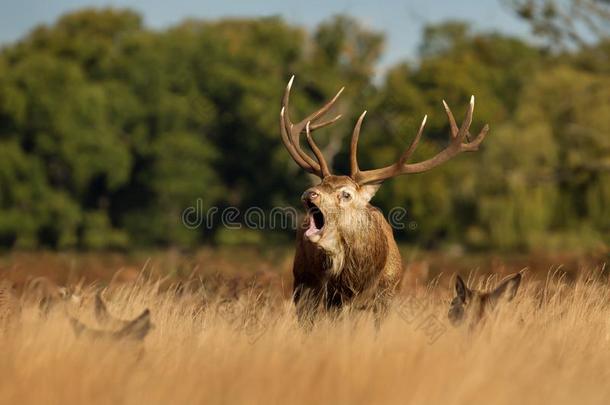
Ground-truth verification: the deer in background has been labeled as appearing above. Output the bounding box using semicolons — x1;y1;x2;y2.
69;292;152;341
279;76;489;324
448;273;522;328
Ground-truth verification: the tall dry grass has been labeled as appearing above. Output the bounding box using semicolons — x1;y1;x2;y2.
0;269;609;405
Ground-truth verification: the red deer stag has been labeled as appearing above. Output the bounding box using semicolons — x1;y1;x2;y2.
280;76;489;324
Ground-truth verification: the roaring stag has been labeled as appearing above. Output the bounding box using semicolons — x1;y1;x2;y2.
280;76;489;324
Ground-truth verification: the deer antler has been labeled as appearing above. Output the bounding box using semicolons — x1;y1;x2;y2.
350;96;489;185
280;76;343;178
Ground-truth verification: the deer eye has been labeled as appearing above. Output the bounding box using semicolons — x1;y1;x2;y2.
341;191;351;200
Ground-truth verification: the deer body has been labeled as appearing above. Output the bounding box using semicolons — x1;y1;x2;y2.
279;76;489;322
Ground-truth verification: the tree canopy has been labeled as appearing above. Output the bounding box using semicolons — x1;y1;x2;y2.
0;8;608;251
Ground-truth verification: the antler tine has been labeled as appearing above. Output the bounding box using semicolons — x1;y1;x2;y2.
442;100;459;138
295;88;344;134
309;114;343;131
280;107;317;174
280;75;343;178
463;123;489;151
281;77;321;172
306;122;331;177
444;97;476;142
349;111;367;177
398;115;427;165
459;96;475;138
353;97;489;185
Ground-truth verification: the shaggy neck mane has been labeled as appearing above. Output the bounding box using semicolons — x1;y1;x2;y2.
322;206;389;295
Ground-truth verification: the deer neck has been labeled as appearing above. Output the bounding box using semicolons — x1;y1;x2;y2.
319;209;386;279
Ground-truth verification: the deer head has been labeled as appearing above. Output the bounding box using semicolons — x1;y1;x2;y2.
70;307;152;341
280;76;489;254
68;292;152;341
448;273;522;327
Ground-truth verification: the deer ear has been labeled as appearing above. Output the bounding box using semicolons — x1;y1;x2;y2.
455;275;469;303
490;273;521;302
116;309;152;341
358;184;381;202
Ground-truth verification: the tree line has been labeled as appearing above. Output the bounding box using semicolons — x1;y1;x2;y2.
0;8;608;251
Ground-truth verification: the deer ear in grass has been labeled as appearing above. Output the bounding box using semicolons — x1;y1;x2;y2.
69;308;152;341
114;309;152;341
489;273;522;302
455;275;471;303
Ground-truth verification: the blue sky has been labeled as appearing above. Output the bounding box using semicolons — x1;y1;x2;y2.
0;0;533;69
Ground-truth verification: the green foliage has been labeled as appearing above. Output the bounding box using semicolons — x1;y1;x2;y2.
507;0;610;49
359;22;608;251
0;9;607;251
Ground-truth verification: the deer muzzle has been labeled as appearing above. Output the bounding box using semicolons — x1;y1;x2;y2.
302;191;325;241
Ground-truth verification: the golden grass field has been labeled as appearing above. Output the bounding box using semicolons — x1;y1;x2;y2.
0;248;609;404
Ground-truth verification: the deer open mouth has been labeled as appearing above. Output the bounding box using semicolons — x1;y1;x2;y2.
305;201;325;238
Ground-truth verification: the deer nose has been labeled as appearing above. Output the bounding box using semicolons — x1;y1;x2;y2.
301;190;319;202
